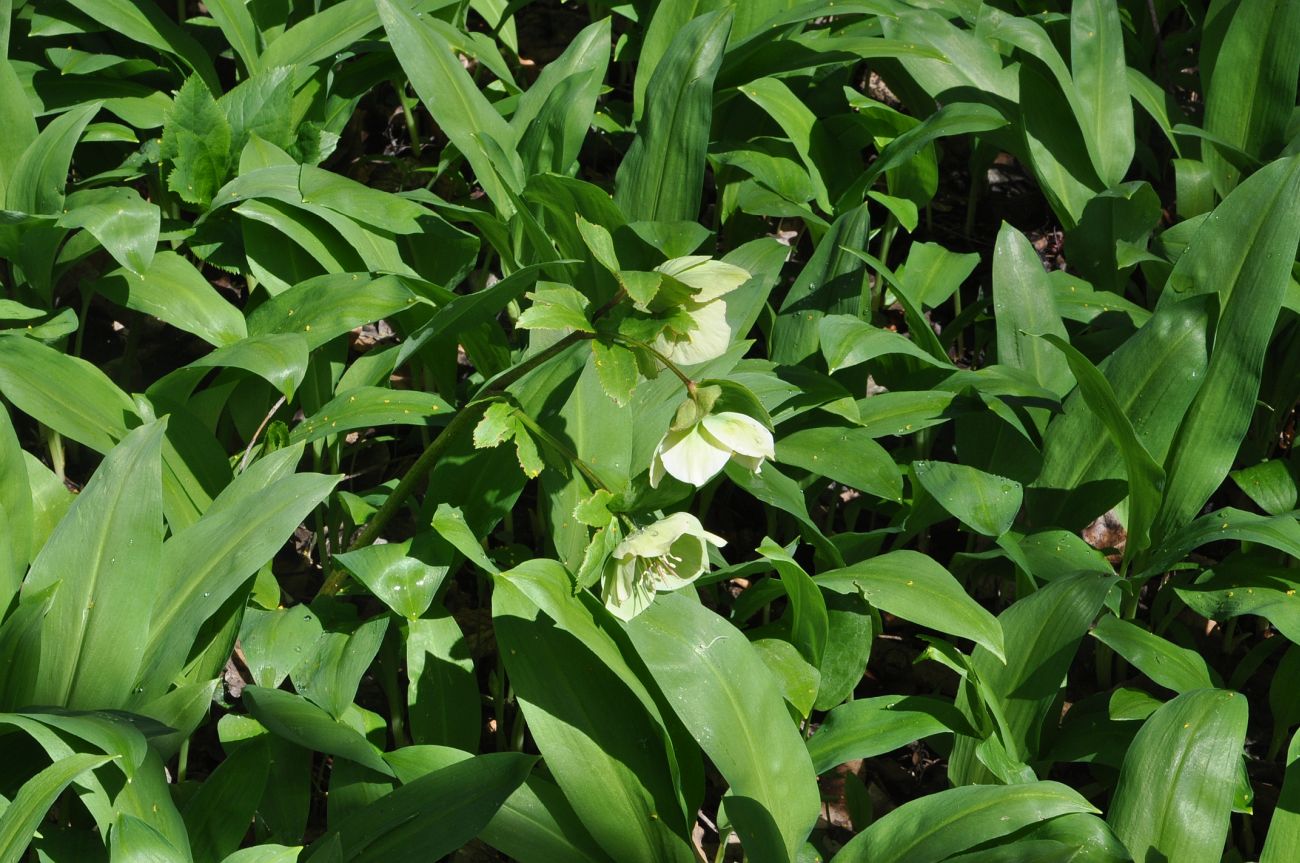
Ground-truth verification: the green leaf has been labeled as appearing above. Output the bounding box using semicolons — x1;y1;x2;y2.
58;186;159;275
203;0;260;75
0;406;31;602
95;251;246;346
22;420;165;709
899;242;980;309
819;314;953;372
404;611;479;751
135;450;338;697
816;551;1005;661
335;538;448;621
308;753;536;862
290;388;453;445
161;76;231;206
63;0;219;92
855;103;1008;196
241;686;393;777
627;593;821;862
740;77;832;212
1037;333;1165;557
247;273;422;351
0;753;113;863
776;426;902;502
516;285;594;332
771;205;870;365
807;695;970;774
188;333;309;399
615;9;731;222
1230;460;1298;515
239;606;323;689
912;461;1022;538
1262;728;1300;863
183;739;270;863
512;18;611;176
1090;615;1213;693
258;0;380;69
480;773;615;863
833;781;1097;863
376;0;522;215
947;573;1118;785
220;67;295;156
1107;689;1248;863
6;102;99;214
292;615;389;719
1070;0;1134;187
493;572;698;863
0;334;135;453
591;339;640;406
757;539;829;669
993;224;1073;397
1152;155;1300;539
1201;0;1300;193
1031;294;1208;530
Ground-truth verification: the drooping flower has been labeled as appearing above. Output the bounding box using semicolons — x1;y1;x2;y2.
650;410;775;488
602;512;726;621
649;257;750;366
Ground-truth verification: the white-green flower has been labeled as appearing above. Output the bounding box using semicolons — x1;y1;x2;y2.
649;257;750;366
650;410;775;488
602;512;726;621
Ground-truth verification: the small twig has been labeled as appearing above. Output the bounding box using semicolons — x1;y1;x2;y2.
238;395;286;473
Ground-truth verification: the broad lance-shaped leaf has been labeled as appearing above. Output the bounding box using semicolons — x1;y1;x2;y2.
0;753;113;863
992;223;1072;397
134;447;338;698
0;406;31;603
306;752;537;863
833;781;1097;863
1262;728;1300;863
1036;333;1164;558
95;251;246;346
1108;689;1247;863
0;334;136;454
493;575;699;863
1090;614;1213;694
1070;0;1134;187
948;573;1117;785
912;461;1022;538
21;420;165;710
1202;0;1300;193
242;686;392;776
58;186;160;276
615;9;731;222
626;593;821;862
771;205;870;366
377;0;523;215
1151;155;1300;540
816;551;1004;661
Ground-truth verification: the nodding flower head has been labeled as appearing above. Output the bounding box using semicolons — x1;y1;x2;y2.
602;512;726;621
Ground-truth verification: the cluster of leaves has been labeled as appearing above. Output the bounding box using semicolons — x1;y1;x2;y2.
1;0;1300;860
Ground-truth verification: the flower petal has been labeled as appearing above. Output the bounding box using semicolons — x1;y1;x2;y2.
655;299;731;366
658;425;731;487
649;427;687;488
656;257;751;301
701;411;775;459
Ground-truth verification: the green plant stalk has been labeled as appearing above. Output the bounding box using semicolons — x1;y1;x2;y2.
316;330;592;597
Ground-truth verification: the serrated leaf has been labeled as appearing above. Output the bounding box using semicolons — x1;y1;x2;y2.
474;402;517;450
516;285;594;333
162;76;231;206
591;340;639;406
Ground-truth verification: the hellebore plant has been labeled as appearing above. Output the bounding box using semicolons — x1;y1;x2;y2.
651;384;776;487
601;511;726;620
